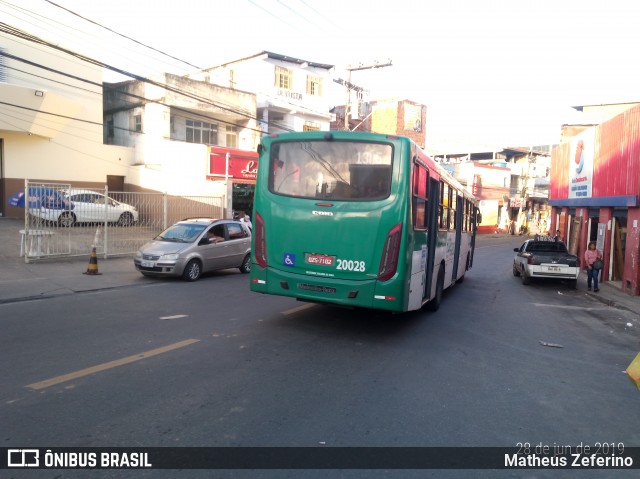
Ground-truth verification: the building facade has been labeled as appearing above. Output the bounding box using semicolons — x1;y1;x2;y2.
549;103;640;295
0;28;134;219
330;99;427;148
433;148;551;235
186;51;335;134
103;73;260;208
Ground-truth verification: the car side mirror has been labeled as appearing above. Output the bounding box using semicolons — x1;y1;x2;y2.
198;237;210;246
513;248;520;252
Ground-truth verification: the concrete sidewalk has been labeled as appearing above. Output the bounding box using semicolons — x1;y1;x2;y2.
0;217;145;303
483;232;639;315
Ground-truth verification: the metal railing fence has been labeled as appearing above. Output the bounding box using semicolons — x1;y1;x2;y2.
22;181;224;261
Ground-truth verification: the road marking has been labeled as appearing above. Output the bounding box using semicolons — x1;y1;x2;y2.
160;314;189;320
282;303;316;316
532;303;611;311
26;339;200;390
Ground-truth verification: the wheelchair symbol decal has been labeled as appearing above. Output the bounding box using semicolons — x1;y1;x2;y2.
284;253;296;266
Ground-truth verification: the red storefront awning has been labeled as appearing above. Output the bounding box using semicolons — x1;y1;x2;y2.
208;146;258;181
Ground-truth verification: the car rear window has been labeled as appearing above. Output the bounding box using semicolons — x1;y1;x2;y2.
527;242;568;253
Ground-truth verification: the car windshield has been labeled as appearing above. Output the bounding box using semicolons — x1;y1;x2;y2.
155;224;206;243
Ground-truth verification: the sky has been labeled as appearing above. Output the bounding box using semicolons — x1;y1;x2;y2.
3;0;640;150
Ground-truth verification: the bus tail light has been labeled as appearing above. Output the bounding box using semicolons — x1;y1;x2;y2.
254;212;267;268
378;222;402;281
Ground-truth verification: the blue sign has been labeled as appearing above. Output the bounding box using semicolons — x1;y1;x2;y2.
283;253;296;267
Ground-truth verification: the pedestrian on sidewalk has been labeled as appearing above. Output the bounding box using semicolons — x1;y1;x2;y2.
584;241;603;292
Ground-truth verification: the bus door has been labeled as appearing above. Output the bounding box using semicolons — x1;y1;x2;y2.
452;194;463;281
424;176;440;300
470;206;481;267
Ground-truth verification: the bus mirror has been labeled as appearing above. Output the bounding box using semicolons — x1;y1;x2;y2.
257;144;263;155
477;212;483;223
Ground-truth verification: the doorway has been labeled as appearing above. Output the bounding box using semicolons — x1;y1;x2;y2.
232;183;254;220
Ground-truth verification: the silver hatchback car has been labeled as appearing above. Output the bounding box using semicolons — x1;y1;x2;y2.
134;218;251;281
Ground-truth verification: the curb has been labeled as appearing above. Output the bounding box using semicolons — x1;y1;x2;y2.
584;290;615;308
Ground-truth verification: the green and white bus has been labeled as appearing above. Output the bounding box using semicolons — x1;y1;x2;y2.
250;131;478;313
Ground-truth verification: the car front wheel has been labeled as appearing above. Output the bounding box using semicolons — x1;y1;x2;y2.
58;212;76;227
239;254;251;274
118;212;135;226
182;260;202;282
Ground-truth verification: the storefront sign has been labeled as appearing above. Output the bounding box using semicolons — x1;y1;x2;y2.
208;147;259;181
510;198;523;208
569;129;594;199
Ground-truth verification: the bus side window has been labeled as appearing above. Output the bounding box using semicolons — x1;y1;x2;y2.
412;163;428;229
449;190;457;230
439;181;449;229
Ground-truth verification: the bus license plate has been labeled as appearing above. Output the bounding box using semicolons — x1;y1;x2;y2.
305;253;335;266
298;283;336;294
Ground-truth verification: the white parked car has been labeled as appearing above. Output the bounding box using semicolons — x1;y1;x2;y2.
513;237;579;288
30;189;139;227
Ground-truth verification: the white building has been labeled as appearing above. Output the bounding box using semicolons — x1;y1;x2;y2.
103;73;260;202
2;31;338;219
186;51;335;134
0;28;133;218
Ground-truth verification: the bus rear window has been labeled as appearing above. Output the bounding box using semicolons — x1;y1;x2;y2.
269;141;393;201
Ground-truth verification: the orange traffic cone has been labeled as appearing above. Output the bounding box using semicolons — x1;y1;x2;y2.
83;246;102;275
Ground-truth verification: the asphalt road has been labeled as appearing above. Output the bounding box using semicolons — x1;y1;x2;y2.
1;235;639;479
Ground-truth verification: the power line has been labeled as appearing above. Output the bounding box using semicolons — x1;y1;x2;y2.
3;0;342;120
3;63;101;94
44;0;202;70
0;0;195;78
1;45;298;137
246;0;303;33
0;10;339;135
0;110;138;168
297;0;343;32
0;100;102;124
0;30;295;132
275;0;325;31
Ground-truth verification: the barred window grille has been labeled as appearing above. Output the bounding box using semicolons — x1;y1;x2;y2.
0;47;7;82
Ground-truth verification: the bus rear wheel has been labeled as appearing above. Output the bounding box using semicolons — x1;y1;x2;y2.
427;266;445;311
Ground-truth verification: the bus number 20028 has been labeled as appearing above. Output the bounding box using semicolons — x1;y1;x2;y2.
336;259;366;272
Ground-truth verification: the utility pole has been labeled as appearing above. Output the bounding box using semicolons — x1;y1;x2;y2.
340;59;392;130
518;150;534;235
